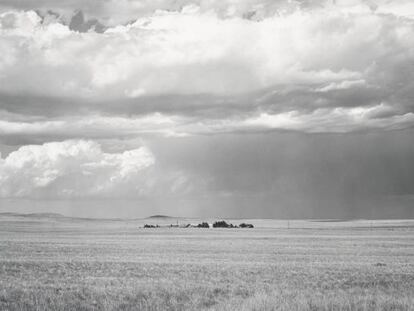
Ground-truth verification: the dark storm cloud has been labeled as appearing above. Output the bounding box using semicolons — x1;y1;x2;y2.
147;130;414;218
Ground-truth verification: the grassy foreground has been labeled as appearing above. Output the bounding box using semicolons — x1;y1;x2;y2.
0;216;413;310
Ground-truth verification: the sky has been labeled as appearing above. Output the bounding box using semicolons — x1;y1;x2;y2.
0;0;413;219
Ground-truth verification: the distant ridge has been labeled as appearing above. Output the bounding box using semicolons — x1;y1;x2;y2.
26;212;65;218
147;215;173;219
0;212;65;218
0;212;111;221
0;212;178;221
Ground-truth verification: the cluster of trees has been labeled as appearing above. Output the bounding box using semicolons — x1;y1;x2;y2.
197;222;210;228
143;221;254;229
213;221;235;228
213;221;254;228
143;224;159;228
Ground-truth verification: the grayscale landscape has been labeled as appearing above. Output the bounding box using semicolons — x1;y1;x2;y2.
1;0;414;309
0;213;413;310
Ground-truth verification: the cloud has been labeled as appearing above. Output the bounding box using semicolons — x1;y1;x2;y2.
242;104;414;133
0;140;196;198
0;8;366;97
1;1;414;218
2;1;414;25
0;113;180;139
1;5;412;98
0;1;414;138
2;102;412;141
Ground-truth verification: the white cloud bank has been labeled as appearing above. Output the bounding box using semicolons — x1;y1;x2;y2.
0;1;414;137
0;140;195;198
0;6;390;97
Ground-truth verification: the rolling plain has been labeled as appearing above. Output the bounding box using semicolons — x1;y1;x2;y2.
0;214;413;310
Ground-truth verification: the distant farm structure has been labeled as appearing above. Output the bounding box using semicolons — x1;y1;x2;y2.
142;220;253;229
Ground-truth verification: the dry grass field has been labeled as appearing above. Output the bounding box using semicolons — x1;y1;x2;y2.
0;214;413;311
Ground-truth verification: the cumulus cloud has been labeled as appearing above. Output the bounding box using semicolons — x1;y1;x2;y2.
0;0;414;138
2;1;414;25
0;7;378;97
0;140;196;198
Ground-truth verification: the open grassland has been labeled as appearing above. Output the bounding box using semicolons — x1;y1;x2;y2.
0;216;413;310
